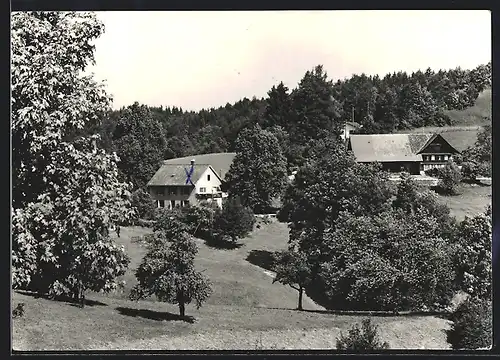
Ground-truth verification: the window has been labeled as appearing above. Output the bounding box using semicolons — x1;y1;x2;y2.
158;200;165;208
431;155;435;161
444;155;448;161
182;187;191;195
207;174;211;181
156;188;164;196
200;187;206;193
168;187;177;196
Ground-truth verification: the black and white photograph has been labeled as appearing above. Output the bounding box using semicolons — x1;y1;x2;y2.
11;9;492;351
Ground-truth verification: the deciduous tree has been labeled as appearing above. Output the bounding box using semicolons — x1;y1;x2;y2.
112;102;168;189
460;125;492;180
212;197;255;245
452;206;492;300
225;125;288;213
318;208;456;311
272;248;313;310
130;214;212;317
11;12;134;304
447;297;492;350
131;188;157;221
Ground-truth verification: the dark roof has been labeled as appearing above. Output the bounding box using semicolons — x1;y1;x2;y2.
161;152;236;180
147;164;212;187
416;133;461;154
349;134;433;162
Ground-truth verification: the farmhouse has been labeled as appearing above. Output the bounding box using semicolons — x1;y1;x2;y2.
348;133;461;174
147;152;236;209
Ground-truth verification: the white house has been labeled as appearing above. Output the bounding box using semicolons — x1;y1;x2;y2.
147;153;236;209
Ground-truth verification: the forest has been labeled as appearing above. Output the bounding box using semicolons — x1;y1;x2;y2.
89;62;491;189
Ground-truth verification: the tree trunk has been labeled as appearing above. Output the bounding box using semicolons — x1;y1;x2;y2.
73;287;79;302
80;289;85;308
179;302;185;317
77;280;85;308
298;286;303;311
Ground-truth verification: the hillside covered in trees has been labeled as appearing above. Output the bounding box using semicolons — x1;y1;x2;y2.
91;62;491;189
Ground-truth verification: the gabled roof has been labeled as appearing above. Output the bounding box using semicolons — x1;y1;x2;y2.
349;133;433;162
147;164;224;187
161;152;236;180
416;133;460;154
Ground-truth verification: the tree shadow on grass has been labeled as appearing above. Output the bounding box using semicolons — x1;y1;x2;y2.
462;179;491;187
246;250;275;272
263;306;451;319
430;185;461;196
15;290;107;307
203;237;244;250
116;306;195;323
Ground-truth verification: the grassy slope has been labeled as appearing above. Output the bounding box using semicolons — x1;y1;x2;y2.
12;220;452;351
104;222;322;310
437;184;491;221
395;88;491;151
12;290;450;350
444;88;491;127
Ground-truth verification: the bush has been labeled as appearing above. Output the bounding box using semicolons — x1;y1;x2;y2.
425;167;441;178
131;188;157;221
460;161;479;182
446;297;492;350
436;161;462;195
336;318;390;350
179;205;216;239
461;161;491;182
212;197;255;244
12;302;25;319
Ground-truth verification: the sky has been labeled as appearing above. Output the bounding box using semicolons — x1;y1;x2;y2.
87;10;491;112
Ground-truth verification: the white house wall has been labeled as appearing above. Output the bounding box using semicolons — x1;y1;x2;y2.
195;167;223;195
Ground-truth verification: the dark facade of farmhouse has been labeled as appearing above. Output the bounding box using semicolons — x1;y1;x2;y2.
348;133;460;175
